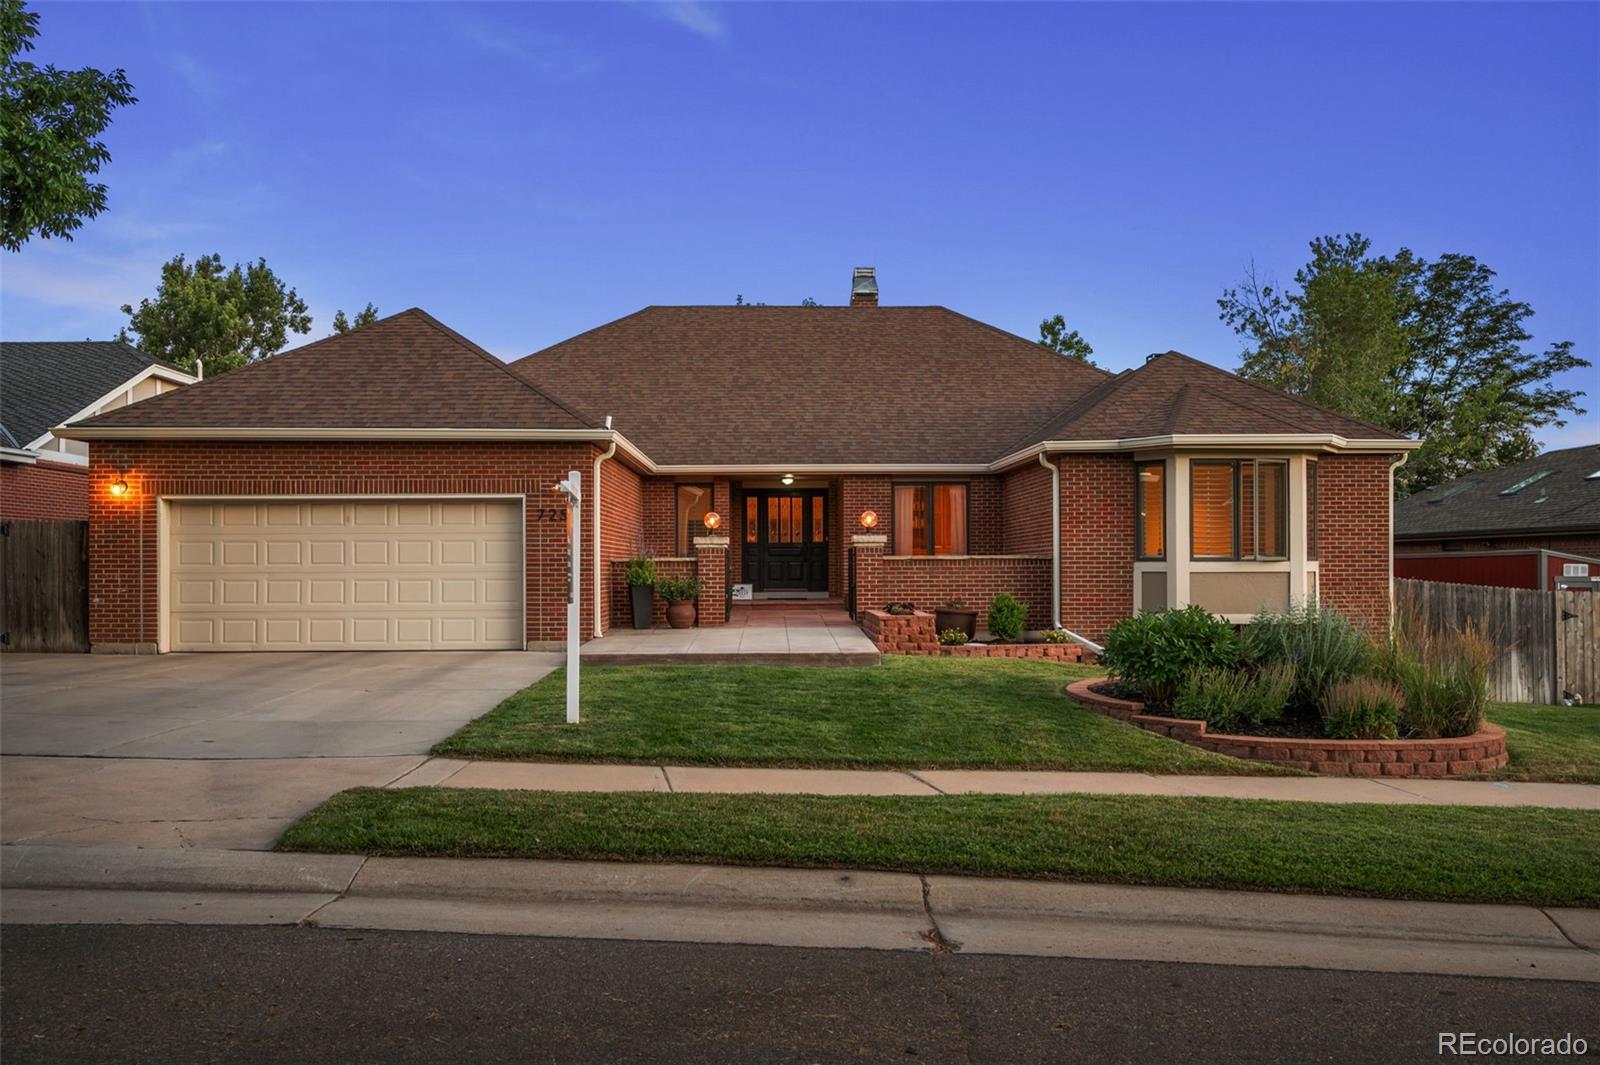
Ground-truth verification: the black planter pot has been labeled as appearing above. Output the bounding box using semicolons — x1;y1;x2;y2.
630;584;654;630
934;608;978;640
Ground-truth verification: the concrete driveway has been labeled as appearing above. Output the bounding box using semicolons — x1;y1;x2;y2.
1;651;559;758
0;651;559;849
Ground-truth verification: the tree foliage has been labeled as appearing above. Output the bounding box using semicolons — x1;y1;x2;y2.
119;253;312;376
1038;313;1095;364
332;303;379;333
0;0;136;251
1219;234;1588;492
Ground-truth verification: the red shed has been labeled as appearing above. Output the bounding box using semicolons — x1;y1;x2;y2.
1394;549;1598;592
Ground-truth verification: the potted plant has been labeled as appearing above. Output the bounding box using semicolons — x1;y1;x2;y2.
656;576;703;629
625;557;657;630
934;598;978;640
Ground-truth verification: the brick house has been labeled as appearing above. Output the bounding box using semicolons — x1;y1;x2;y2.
1;341;195;520
59;270;1417;653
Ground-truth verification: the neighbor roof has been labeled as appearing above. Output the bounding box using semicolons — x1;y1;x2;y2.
512;306;1111;465
1395;444;1600;541
1014;351;1406;449
0;340;188;448
67;309;595;433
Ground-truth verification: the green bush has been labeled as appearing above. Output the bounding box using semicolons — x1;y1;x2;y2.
1042;628;1070;644
624;557;657;587
1320;677;1403;740
1101;606;1239;708
938;628;969;646
654;576;703;603
1377;615;1492;738
986;594;1026;642
1173;662;1295;732
1240;601;1370;713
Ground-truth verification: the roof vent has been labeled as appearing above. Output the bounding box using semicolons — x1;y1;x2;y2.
850;267;878;307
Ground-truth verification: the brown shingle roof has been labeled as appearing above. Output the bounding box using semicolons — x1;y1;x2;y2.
69;309;594;432
1013;351;1407;449
511;306;1111;465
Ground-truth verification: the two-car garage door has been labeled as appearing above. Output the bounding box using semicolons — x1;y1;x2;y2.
168;499;523;651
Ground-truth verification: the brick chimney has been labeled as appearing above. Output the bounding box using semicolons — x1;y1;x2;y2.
850;266;878;307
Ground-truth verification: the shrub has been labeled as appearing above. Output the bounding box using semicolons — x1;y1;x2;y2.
655;576;703;603
883;602;916;616
1042;628;1070;644
942;598;968;609
624;557;657;587
986;594;1026;642
1100;606;1239;708
938;628;969;646
1240;600;1370;713
1173;662;1295;732
1377;613;1492;738
1320;677;1403;740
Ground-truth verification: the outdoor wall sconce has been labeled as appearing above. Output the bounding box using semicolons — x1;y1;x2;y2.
859;510;878;529
703;511;721;531
780;473;795;486
108;475;129;498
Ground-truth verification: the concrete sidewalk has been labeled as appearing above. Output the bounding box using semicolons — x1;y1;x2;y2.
3;846;1596;983
384;758;1600;809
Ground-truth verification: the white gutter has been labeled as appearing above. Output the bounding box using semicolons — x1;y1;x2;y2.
592;423;618;639
1038;452;1104;654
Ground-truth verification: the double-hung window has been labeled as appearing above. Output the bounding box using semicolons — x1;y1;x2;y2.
1190;460;1288;561
892;483;968;556
1136;461;1166;560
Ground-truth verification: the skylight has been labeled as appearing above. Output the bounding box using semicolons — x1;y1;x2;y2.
1588;469;1600;481
1426;480;1477;504
1499;471;1552;496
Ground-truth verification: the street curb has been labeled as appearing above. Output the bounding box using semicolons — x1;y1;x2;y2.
0;845;365;895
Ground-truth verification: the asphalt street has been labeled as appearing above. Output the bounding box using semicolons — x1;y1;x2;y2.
3;925;1594;1064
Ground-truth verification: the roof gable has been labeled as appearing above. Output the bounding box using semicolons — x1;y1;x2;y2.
0;340;183;446
68;309;594;432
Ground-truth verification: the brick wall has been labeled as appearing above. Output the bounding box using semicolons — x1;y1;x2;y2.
596;455;645;636
862;553;1052;629
1317;453;1395;632
968;474;1003;554
641;477;676;556
86;439;599;650
610;557;695;627
0;459;89;520
1001;459;1053;554
1058;453;1134;642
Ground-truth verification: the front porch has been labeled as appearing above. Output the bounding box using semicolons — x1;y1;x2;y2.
584;601;880;666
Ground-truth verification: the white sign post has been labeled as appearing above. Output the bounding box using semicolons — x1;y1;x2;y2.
555;469;582;724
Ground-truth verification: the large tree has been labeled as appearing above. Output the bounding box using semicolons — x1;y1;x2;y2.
0;0;136;251
1038;313;1095;364
119;253;312;376
332;303;379;333
1219;234;1588;492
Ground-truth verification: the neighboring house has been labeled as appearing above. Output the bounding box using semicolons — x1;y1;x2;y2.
59;269;1417;654
1394;444;1600;592
0;341;196;520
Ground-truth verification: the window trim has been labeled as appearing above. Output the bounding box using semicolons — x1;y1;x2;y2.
1305;459;1319;561
1135;460;1166;561
675;482;714;555
892;481;971;557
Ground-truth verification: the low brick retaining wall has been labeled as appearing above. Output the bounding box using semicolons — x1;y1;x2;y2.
1065;678;1508;777
861;609;1087;661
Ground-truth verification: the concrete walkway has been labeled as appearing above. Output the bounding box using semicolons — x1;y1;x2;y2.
385;758;1600;809
583;603;879;665
4;846;1596;983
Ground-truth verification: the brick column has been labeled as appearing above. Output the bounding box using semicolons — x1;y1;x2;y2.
694;535;729;626
851;533;887;618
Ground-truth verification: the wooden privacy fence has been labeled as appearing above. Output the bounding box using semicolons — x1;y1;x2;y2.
0;520;89;653
1394;578;1597;705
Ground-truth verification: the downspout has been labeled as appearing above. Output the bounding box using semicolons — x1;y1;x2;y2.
1038;452;1103;653
592;419;618;640
1387;451;1409;632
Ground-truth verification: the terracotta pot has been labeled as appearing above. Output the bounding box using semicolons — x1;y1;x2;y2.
934;608;977;640
630;585;654;630
666;601;696;629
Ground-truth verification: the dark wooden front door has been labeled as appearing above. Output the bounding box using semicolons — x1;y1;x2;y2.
744;490;828;593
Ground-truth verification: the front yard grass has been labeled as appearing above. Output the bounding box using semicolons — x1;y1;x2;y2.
1489;702;1600;784
278;787;1600;907
432;658;1293;775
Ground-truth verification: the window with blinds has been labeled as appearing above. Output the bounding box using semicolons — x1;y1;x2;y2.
1190;459;1290;561
1136;461;1165;560
1190;462;1237;559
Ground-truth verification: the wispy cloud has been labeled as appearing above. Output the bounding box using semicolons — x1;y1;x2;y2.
639;1;729;42
445;11;604;81
170;53;222;101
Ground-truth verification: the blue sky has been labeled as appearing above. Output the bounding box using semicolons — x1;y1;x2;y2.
3;1;1596;446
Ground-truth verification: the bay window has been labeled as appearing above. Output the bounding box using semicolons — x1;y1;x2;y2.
1136;461;1166;560
1190;459;1288;561
893;483;968;555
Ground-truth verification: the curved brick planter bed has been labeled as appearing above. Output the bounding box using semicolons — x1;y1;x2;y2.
1064;678;1507;777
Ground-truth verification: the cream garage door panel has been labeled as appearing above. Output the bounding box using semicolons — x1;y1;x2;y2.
169;500;523;651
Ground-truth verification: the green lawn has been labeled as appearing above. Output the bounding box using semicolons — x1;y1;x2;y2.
1490;703;1600;783
432;659;1292;775
278;787;1600;907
